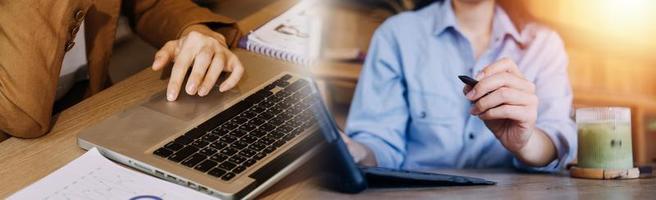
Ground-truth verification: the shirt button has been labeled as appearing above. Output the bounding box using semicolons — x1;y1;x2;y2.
70;25;80;37
469;133;475;140
64;41;75;52
74;9;85;22
419;111;426;118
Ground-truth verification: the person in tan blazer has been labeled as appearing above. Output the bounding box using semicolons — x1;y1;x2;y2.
0;0;245;138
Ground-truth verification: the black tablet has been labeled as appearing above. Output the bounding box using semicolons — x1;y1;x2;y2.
307;79;495;193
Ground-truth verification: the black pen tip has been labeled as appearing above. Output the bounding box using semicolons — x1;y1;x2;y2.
458;75;478;86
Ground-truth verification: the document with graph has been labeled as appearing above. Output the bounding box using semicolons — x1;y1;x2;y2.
239;0;322;65
8;148;214;200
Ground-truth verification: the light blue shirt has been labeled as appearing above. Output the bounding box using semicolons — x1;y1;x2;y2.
346;0;576;172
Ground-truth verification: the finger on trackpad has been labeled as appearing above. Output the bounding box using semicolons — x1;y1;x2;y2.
141;87;242;121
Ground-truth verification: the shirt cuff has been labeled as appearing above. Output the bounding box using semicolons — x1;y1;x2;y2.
0;131;9;142
212;25;241;48
350;132;403;169
512;157;560;173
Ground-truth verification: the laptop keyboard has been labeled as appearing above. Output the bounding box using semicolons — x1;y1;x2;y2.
153;74;319;181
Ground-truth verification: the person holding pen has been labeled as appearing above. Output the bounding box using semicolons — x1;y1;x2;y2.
341;0;576;171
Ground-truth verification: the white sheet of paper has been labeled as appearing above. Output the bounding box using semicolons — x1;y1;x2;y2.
9;148;216;200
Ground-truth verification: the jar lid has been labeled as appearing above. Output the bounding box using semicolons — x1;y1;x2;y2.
576;107;631;123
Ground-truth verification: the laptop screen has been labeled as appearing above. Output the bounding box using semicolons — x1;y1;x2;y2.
304;77;369;193
293;11;368;193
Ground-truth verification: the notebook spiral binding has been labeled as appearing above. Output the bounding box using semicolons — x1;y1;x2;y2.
239;34;312;65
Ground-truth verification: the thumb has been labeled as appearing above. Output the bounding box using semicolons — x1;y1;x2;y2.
152;41;177;71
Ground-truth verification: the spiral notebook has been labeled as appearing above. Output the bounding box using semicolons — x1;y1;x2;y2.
238;0;322;65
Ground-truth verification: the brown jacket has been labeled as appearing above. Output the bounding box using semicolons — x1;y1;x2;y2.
0;0;240;138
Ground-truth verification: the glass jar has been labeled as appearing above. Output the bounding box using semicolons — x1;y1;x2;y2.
576;107;633;169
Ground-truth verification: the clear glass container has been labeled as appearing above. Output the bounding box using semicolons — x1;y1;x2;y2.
576;107;633;169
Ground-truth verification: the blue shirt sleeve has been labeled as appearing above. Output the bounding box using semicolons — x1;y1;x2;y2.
345;22;409;169
512;30;577;172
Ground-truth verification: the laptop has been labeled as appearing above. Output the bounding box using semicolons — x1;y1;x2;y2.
78;49;494;199
78;49;326;199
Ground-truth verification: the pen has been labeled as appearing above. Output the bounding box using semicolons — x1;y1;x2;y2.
458;75;486;103
458;75;478;87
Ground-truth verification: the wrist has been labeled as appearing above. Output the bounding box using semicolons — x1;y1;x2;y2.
181;24;228;47
348;140;377;167
514;128;537;155
513;127;557;167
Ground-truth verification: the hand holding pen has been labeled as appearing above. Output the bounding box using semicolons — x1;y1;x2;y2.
459;58;556;167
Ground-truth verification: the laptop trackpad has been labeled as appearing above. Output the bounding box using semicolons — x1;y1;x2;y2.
141;87;242;121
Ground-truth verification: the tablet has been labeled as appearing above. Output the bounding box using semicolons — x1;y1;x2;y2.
307;80;495;193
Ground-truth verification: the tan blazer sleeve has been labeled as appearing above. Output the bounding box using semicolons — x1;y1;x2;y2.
0;1;73;138
122;0;240;48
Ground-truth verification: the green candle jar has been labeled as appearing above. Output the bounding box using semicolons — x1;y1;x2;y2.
576;107;633;169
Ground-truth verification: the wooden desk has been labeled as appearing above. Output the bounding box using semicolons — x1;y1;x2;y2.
261;167;656;199
0;67;654;199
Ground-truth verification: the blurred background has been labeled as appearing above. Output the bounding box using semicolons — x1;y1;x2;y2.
319;0;656;165
526;0;656;165
104;0;656;165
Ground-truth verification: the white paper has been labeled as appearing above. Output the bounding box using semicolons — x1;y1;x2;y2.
9;148;216;200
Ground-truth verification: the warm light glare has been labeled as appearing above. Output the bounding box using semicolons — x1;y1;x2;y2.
528;0;656;48
600;0;654;40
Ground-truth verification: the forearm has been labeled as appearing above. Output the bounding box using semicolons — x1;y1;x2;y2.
124;0;237;48
0;2;59;138
0;93;50;138
514;128;557;167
